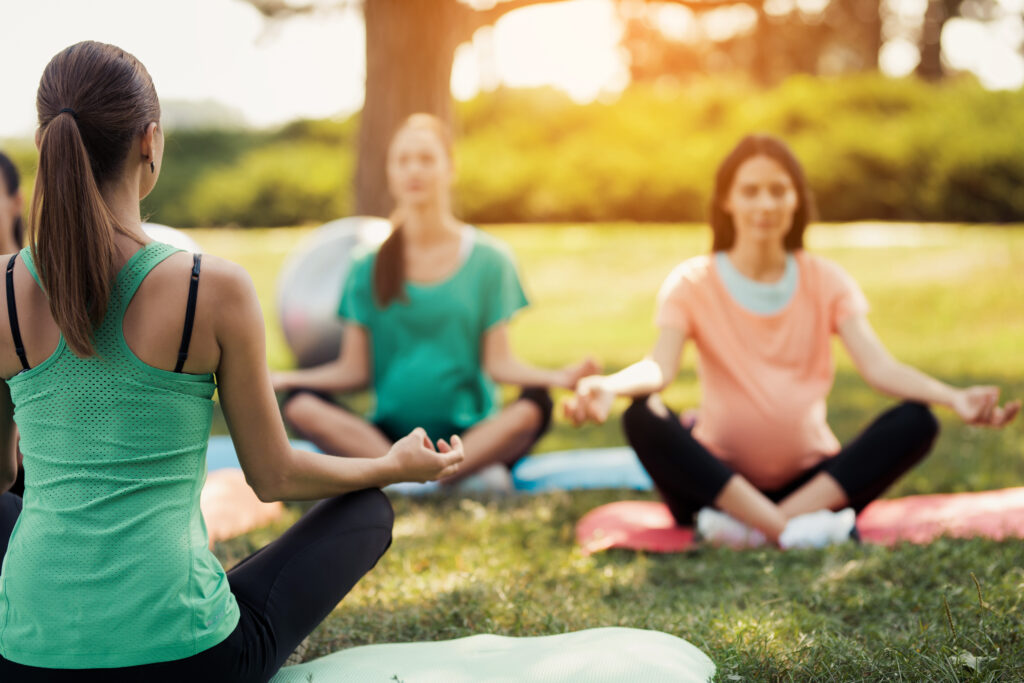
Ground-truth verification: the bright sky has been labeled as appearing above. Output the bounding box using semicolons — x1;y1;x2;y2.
0;0;1021;138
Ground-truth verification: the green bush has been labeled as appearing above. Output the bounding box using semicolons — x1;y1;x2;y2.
7;75;1024;226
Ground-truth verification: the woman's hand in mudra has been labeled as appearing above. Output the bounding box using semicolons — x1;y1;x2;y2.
386;428;465;483
952;386;1020;427
563;375;615;427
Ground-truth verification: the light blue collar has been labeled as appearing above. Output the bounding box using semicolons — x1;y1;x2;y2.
715;252;799;315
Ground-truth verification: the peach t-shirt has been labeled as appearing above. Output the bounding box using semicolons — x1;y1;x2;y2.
655;251;869;490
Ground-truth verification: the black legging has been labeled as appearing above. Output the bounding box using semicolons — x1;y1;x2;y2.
623;398;940;525
0;487;393;682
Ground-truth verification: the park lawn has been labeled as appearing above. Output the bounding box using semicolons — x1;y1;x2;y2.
196;223;1024;680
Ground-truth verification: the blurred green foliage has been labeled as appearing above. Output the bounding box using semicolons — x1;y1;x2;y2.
4;75;1024;226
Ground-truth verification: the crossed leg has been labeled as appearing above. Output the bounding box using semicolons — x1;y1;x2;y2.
281;388;553;483
623;395;940;543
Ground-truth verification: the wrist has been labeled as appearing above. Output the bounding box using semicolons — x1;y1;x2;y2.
375;450;403;487
942;386;963;409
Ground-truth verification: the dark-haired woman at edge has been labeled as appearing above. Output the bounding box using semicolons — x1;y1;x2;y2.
567;135;1019;548
0;152;25;499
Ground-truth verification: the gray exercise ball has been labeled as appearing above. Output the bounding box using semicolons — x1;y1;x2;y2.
142;222;202;253
277;216;391;368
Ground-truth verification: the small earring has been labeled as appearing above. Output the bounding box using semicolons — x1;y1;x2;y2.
150;161;155;174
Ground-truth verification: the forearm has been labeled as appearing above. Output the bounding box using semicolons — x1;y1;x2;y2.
487;356;569;388
274;362;368;394
263;447;399;501
867;359;958;407
602;358;670;397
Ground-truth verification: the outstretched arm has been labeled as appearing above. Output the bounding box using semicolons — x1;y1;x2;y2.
215;264;462;501
565;326;687;425
270;323;371;394
839;314;1019;427
482;322;598;389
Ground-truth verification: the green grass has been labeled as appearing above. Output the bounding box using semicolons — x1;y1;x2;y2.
198;223;1024;680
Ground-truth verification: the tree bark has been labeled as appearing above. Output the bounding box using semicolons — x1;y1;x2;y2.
356;0;472;216
916;0;948;80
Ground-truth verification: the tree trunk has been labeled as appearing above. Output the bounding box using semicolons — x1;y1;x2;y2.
751;7;772;86
916;0;947;80
859;0;882;70
356;0;468;216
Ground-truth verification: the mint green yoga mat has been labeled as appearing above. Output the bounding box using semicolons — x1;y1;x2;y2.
269;627;714;683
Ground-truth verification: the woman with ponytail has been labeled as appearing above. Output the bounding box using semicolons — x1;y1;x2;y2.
0;42;463;681
273;114;597;484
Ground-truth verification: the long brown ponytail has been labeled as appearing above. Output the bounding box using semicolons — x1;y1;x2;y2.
373;211;406;308
372;113;454;308
30;41;160;356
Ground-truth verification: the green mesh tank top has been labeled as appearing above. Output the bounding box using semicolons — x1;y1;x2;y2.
0;243;239;669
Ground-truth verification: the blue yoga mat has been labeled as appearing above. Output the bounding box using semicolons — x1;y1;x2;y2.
205;435;321;471
205;436;654;493
511;447;653;492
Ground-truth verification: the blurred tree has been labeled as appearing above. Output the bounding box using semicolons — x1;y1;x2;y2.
243;0;574;215
241;0;1007;213
242;0;787;215
619;0;883;85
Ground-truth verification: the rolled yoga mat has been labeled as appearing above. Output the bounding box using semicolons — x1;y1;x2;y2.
269;627;715;683
575;488;1024;554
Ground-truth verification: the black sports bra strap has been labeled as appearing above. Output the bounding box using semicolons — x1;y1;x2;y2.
6;254;30;371
174;253;202;373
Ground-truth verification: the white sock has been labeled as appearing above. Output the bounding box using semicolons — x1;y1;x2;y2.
696;507;768;548
778;508;856;549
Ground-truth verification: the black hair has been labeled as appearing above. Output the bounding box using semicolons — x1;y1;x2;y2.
0;152;24;247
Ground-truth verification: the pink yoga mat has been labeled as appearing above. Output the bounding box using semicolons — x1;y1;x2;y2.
575;488;1024;554
201;469;285;547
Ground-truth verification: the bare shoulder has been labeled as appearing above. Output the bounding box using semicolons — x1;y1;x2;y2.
194;256;265;346
146;251;253;297
194;254;256;300
662;254;713;290
796;250;858;286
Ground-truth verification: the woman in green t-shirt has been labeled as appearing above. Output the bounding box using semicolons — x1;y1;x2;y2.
273;114;597;483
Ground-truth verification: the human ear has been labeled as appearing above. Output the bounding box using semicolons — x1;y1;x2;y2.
139;121;159;165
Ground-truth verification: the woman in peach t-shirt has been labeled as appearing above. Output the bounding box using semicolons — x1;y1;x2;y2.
567;135;1019;548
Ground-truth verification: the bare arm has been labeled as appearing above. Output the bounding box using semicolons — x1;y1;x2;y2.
566;326;687;425
839;314;1019;427
482;322;598;389
214;265;462;501
270;323;371;394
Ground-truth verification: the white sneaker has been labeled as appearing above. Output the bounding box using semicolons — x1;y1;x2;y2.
696;507;768;548
778;508;856;549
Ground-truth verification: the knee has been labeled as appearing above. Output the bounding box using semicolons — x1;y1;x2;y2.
623;395;661;434
281;391;326;429
355;487;394;529
339;487;394;549
517;387;553;435
897;401;940;443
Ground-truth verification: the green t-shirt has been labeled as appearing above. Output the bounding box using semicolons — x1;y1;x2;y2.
338;228;528;441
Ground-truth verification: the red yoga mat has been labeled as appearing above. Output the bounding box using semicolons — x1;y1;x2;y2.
575;487;1024;554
